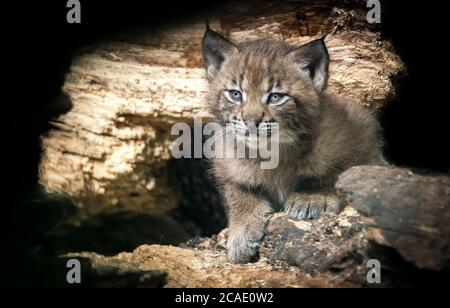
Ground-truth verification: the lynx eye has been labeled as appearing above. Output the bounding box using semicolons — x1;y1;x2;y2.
267;93;287;105
224;90;243;104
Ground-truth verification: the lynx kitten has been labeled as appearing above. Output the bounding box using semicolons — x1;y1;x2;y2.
202;27;384;263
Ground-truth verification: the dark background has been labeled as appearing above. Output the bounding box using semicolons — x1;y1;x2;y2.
3;0;450;286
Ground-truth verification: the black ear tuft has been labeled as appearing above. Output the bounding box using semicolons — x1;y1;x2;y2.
290;38;329;91
202;26;237;81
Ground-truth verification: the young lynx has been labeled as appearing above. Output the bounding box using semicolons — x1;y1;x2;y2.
202;27;384;264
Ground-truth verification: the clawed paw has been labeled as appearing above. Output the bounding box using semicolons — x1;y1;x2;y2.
284;193;339;220
227;227;264;264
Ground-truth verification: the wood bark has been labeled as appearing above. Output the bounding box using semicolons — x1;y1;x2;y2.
336;166;450;271
57;166;449;288
39;0;405;215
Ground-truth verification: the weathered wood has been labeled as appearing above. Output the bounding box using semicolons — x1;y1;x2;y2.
39;0;405;215
336;166;450;270
61;166;449;287
68;209;365;288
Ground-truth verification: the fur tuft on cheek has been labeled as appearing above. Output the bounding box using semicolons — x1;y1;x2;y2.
272;97;317;144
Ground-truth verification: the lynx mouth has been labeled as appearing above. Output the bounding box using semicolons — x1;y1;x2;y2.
230;120;278;139
230;121;298;146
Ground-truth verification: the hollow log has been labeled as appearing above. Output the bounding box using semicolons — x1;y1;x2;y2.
38;0;405;215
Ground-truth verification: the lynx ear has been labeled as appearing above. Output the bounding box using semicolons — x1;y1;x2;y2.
290;38;329;91
202;26;237;81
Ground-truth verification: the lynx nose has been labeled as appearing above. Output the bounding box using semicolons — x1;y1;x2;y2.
243;119;261;128
242;113;263;127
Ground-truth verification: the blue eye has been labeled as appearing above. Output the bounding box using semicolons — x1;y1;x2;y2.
267;93;286;105
225;90;243;103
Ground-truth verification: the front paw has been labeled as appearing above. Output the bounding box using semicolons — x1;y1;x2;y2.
284;193;339;220
227;227;264;264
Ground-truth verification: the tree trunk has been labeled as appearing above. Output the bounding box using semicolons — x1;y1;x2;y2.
39;0;405;216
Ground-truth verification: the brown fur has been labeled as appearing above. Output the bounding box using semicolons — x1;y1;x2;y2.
202;28;384;263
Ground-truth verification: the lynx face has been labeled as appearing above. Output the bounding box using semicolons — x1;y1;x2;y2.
202;28;329;147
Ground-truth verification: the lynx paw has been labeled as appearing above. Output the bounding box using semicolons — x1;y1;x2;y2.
227;227;264;264
284;193;339;220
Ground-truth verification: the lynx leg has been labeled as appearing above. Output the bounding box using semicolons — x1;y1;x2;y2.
224;184;273;264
